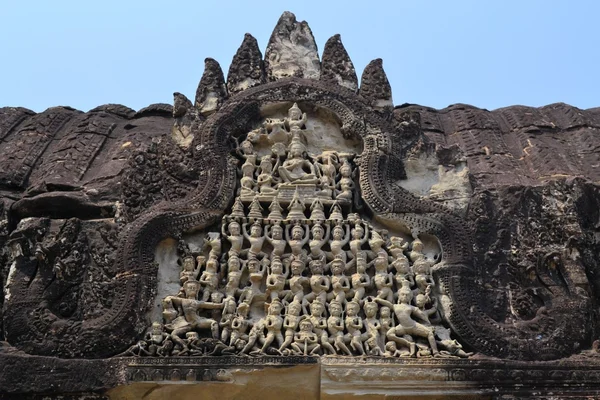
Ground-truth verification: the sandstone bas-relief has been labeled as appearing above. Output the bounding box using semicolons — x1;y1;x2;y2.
124;103;469;359
1;10;600;400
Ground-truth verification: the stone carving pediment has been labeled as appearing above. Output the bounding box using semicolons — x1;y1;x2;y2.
1;9;598;399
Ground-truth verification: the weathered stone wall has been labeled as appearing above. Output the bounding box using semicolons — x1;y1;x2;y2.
1;11;599;400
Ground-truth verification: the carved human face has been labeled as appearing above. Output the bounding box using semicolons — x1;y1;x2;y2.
289;143;304;158
272;225;283;239
248;259;260;273
310;302;324;316
391;236;403;247
312;225;324;240
300;320;313;332
385;341;397;352
352;226;364;239
260;158;272;172
229;222;240;235
289;107;302;120
241;140;253;154
151;322;163;333
289;302;301;316
340;164;351;177
332;261;344;275
333;226;343;240
346;303;359;316
412;241;423;252
357;260;367;273
184;282;200;299
224;298;237;313
207;256;218;269
182;257;195;271
251;225;262;237
291;260;304;275
415;294;427;308
393;259;409;274
241;177;253;188
398;290;412;304
292;225;303;240
381;307;391;318
364;302;377;318
269;302;283;315
310;261;323;275
271;261;283;274
330;302;342;316
228;257;240;272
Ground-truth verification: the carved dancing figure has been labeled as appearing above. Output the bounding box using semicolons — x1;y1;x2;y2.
371;251;394;303
363;299;383;355
256;155;279;194
288;256;309;303
329;257;351;304
229;303;250;350
265;223;286;257
388;236;409;259
243;221;266;257
409;238;427;263
260;299;285;354
287;102;307;131
414;286;439;325
329;223;350;263
392;256;414;287
239;256;267;308
291;319;320;355
199;254;219;302
349;222;369;261
219;297;237;344
303;259;330;313
327;299;352;356
202;232;222;260
266;255;289;301
165;280;223;353
286;222;309;257
380;306;394;333
309;222;330;262
180;256;199;285
375;280;439;357
307;299;335;354
413;258;434;294
279;300;303;354
222;221;244;256
336;159;354;201
225;255;243;299
344;301;365;355
351;252;371;303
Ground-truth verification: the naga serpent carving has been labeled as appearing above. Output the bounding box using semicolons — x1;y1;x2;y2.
4;77;590;360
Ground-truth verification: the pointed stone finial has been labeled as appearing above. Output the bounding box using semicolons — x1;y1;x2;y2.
328;201;344;223
230;197;246;219
248;195;264;220
287;190;306;221
359;59;393;112
267;196;284;221
264;11;321;81
172;92;193;118
310;198;326;221
321;34;358;92
227;33;266;95
195;58;228;117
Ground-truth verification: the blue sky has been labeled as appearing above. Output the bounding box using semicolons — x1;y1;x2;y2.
1;1;598;112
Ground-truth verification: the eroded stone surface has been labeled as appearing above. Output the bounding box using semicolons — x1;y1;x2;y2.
0;10;599;400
